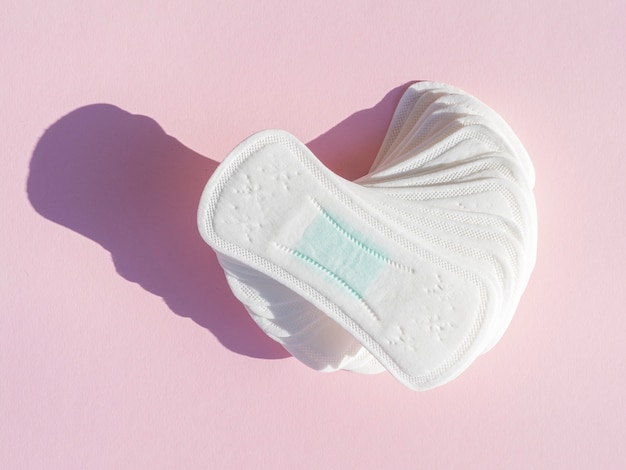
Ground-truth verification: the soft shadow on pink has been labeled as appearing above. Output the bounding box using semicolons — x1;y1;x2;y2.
27;83;410;359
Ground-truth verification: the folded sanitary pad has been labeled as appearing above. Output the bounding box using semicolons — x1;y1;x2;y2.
197;82;537;390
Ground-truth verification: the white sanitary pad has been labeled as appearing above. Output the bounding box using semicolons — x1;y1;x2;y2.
197;81;537;390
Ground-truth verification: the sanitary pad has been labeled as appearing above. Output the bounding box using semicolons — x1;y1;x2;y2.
197;82;537;390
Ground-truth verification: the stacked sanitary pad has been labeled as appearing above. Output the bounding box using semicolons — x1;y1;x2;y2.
197;82;537;390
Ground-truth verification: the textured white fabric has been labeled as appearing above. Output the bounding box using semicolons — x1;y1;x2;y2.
197;82;537;390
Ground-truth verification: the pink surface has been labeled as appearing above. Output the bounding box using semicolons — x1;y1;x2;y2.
2;1;625;468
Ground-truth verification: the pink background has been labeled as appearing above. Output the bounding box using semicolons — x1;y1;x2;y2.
2;1;625;468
